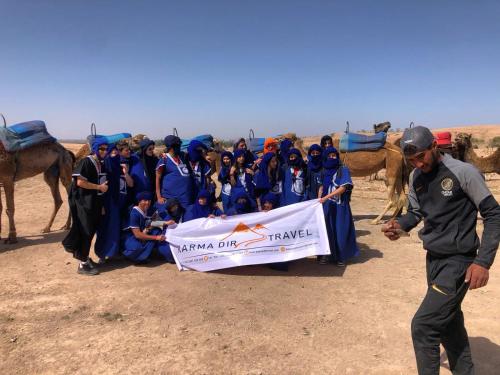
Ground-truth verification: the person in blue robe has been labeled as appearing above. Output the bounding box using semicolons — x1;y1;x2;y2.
226;188;256;216
129;138;158;199
121;192;165;263
95;144;127;261
153;197;186;263
230;149;255;200
233;138;256;169
253;152;283;209
184;189;224;221
282;148;307;206
305;144;323;200
260;192;289;271
319;146;360;266
320;135;333;150
156;135;195;209
218;151;233;212
187;140;213;196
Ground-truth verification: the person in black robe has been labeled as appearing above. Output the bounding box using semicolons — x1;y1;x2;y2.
62;138;110;275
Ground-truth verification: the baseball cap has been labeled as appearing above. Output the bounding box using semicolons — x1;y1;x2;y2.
400;126;435;156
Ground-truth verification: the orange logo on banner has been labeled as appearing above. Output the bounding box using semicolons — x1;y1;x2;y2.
221;222;269;248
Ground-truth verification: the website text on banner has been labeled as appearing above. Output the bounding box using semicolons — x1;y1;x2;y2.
166;200;330;272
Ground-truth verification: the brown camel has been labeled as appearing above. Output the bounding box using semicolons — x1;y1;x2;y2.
454;133;500;174
333;138;407;224
373;121;391;133
0;140;74;243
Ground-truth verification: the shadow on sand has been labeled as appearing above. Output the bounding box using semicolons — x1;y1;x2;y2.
0;230;67;253
440;336;500;374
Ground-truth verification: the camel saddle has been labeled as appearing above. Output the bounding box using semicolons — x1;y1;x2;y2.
340;132;387;152
87;133;132;146
434;132;452;148
0;120;56;153
180;134;215;152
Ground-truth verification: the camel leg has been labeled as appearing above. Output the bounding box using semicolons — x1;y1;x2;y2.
370;175;398;225
42;167;63;233
59;156;73;231
0;184;3;240
3;180;17;244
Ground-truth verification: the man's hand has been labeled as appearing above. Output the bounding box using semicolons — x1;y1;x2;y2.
157;197;166;204
319;197;327;204
98;181;109;193
465;263;489;290
381;219;402;241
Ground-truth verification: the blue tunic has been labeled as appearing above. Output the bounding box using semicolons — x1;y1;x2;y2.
121;207;159;261
190;160;212;196
282;166;306;206
184;204;223;222
153;201;185;263
233;169;255;200
156;153;195;208
129;154;151;194
321;166;360;262
95;154;124;259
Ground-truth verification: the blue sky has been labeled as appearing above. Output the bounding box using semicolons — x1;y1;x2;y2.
1;0;499;140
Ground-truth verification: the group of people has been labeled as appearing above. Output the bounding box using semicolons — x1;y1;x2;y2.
60;124;500;374
62;133;360;276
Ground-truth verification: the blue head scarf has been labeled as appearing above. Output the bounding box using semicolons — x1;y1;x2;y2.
307;144;323;172
254;153;278;190
91;137;109;159
287;148;304;168
165;197;184;222
280;139;293;160
190;189;212;219
187;140;207;162
323;146;340;184
261;192;280;209
231;188;254;214
164;135;181;155
233;148;246;165
136;191;153;203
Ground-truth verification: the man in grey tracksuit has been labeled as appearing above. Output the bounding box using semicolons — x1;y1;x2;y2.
382;126;500;375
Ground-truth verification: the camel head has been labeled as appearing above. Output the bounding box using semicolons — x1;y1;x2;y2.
454;133;472;148
373;121;391;133
129;134;148;153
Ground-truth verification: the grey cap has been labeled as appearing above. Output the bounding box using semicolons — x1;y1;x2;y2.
400;126;435;156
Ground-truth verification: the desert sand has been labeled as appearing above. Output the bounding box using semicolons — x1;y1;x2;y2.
0;130;499;375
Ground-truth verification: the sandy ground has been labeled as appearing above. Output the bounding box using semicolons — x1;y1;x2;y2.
0;142;499;375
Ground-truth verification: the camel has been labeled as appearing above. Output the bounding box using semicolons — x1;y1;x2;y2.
0;129;74;243
333;138;408;224
454;133;500;174
373;121;391;133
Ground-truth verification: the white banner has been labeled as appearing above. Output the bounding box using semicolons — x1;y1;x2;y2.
166;200;330;272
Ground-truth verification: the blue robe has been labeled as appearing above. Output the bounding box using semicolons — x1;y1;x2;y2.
190;160;212;196
121;207;160;261
156;153;195;208
218;166;232;212
305;168;322;200
282;166;306;206
184;204;223;222
95;154;124;259
233;169;255;200
321;166;360;262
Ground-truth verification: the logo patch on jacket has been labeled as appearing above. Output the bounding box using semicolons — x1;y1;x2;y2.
441;177;453;197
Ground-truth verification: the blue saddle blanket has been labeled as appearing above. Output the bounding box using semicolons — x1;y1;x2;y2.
340;132;387;152
0;120;57;152
180;134;214;152
247;137;265;153
87;133;132;146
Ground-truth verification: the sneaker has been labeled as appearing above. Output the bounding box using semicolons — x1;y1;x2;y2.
87;257;98;268
77;263;99;276
335;261;346;267
319;256;329;265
